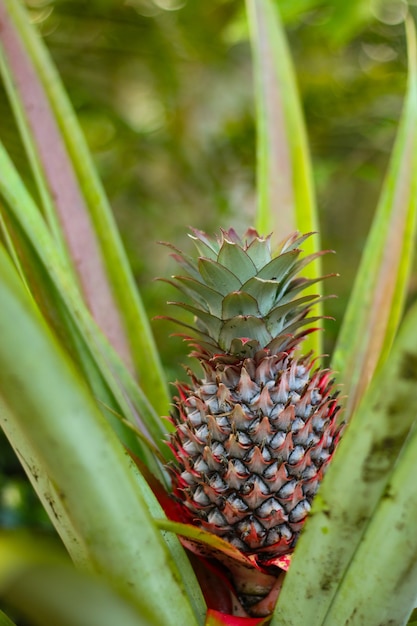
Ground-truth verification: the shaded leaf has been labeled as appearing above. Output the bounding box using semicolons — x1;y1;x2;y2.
198;258;242;294
321;396;417;623
0;0;132;371
220;316;272;350
217;241;257;284
332;17;417;418
0;553;154;626
253;249;299;283
0;0;170;416
222;292;261;318
0;610;17;626
171;276;223;316
246;0;321;356
0;248;202;626
0;146;168;464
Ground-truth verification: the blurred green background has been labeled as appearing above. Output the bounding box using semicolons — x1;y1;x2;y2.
0;0;415;530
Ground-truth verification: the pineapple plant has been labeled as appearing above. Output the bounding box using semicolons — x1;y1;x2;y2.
1;1;417;626
164;228;342;613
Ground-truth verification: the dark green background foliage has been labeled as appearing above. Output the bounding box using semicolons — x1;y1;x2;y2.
0;0;415;528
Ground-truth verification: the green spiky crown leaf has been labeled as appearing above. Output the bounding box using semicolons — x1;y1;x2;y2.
162;228;329;360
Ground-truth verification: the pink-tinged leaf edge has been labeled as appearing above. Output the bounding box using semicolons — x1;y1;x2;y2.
0;2;132;369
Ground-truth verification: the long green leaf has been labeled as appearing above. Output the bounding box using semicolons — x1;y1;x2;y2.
407;609;417;625
322;411;417;625
0;247;203;626
246;0;322;357
271;297;417;625
0;396;89;569
0;206;167;479
0;0;170;416
0;609;17;626
0;533;154;626
3;566;154;626
0;0;133;372
132;470;206;622
0;144;170;464
332;17;417;418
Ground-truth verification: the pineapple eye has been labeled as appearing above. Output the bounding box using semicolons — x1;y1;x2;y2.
267;523;292;545
288;446;305;465
207;508;228;527
211;441;226;459
256;497;283;518
188;410;204;427
183;440;200;455
311;389;322;405
237;517;266;541
193;456;209;473
263;461;279;480
289;499;311;523
236;431;252;446
268;431;286;449
216;415;232;435
226;493;248;513
269;403;285;420
195;424;209;443
209;473;228;492
306;432;320;447
230;458;250;477
241;475;269;496
261;447;272;462
311;449;331;465
291;417;306;433
193;486;211;506
180;471;196;485
277;480;297;499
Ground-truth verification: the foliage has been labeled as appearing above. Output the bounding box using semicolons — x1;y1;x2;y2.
0;0;417;625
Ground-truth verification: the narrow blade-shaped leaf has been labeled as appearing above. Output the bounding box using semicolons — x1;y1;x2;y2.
3;565;155;626
0;0;170;416
0;0;132;371
0;144;169;464
246;0;321;356
0;248;203;626
321;412;417;625
0;396;90;569
1;208;167;477
0;610;16;626
271;297;417;625
332;18;417;419
0;535;154;626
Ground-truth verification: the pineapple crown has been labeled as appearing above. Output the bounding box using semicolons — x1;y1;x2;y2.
161;228;331;360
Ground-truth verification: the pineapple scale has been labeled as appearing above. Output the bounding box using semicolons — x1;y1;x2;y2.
169;352;341;558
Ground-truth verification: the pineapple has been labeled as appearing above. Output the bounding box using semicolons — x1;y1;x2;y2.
164;228;342;610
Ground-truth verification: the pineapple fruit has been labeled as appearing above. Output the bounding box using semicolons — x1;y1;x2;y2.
164;228;342;611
